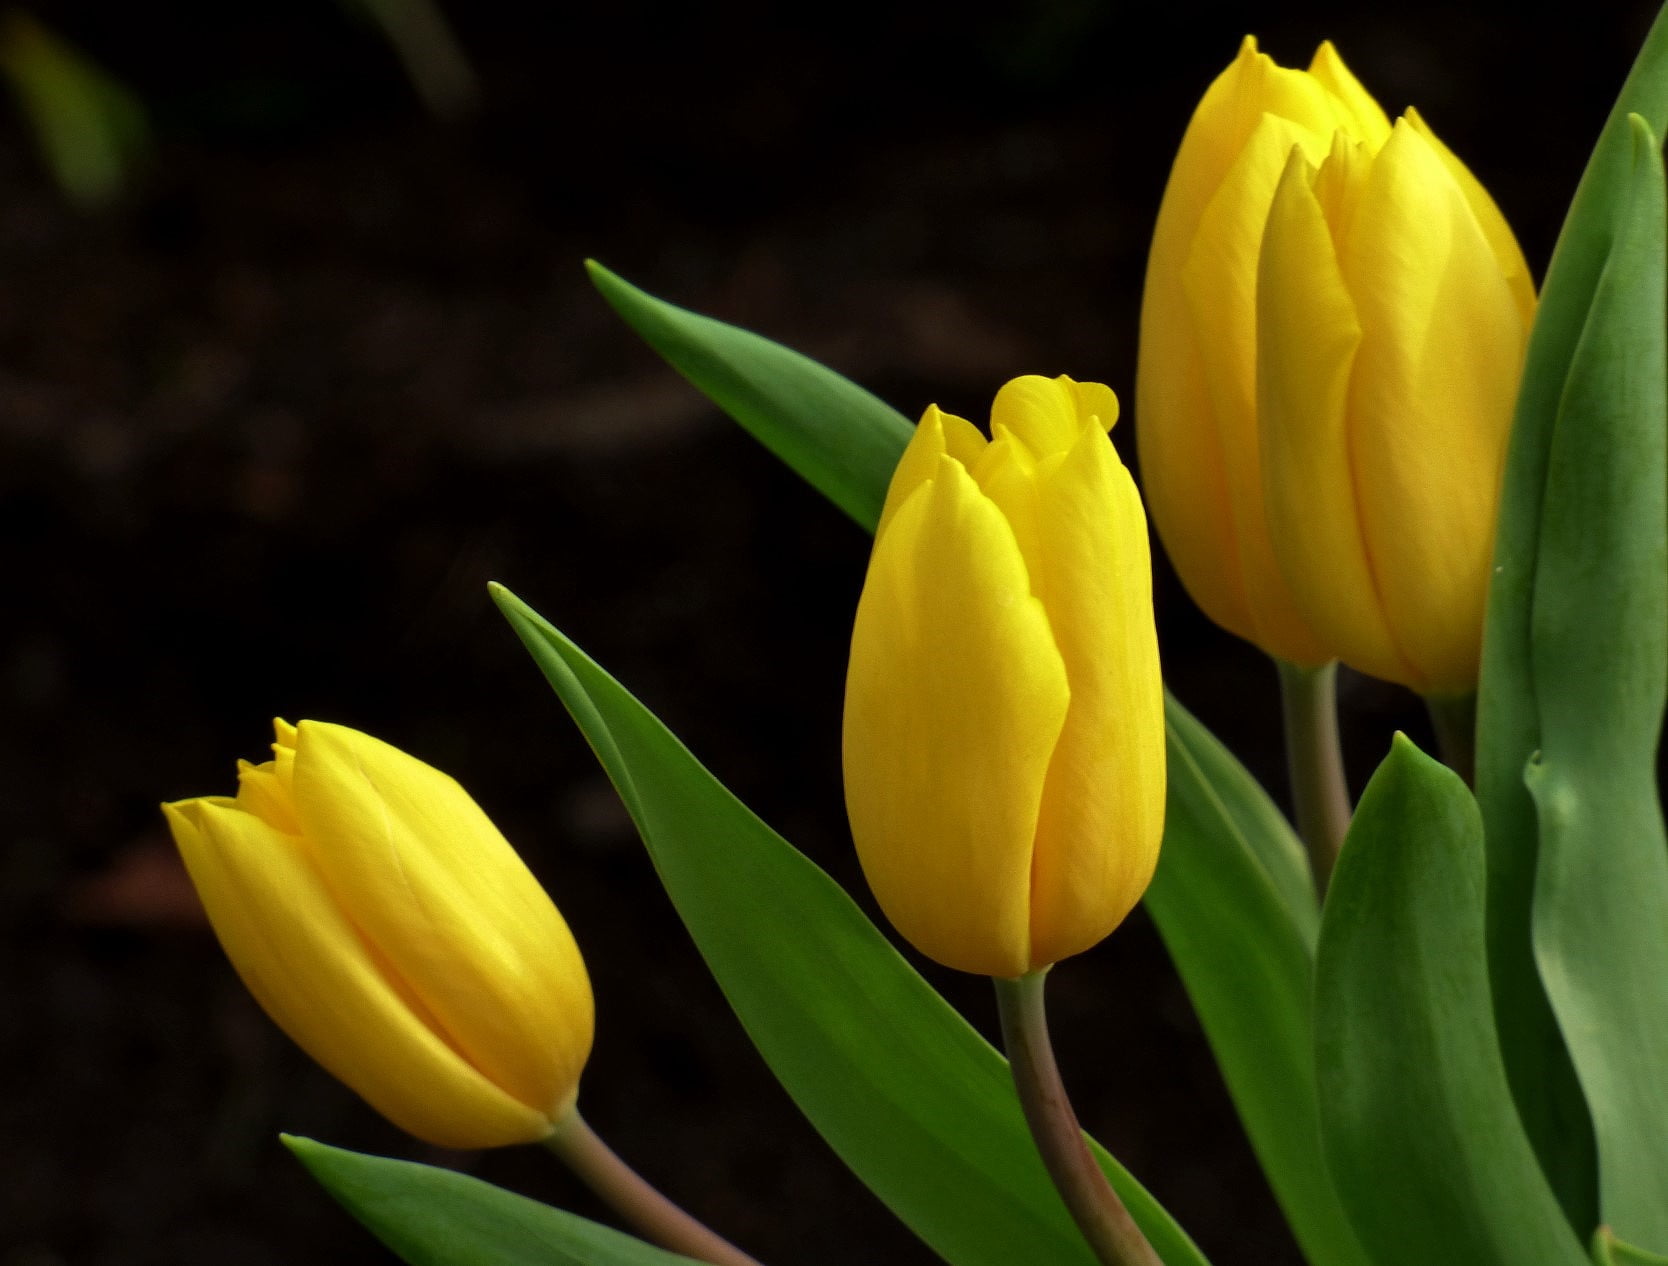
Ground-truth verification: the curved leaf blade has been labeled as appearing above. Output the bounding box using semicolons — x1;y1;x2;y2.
1314;736;1588;1266
586;260;912;532
284;1135;701;1266
1526;113;1668;1253
494;585;1208;1266
1474;6;1668;1225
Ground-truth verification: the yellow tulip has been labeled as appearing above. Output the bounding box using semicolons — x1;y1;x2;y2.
163;719;593;1150
1137;37;1534;693
843;375;1165;979
1259;114;1535;694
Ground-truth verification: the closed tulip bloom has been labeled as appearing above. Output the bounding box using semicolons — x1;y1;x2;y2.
1137;36;1393;666
163;720;593;1150
1259;115;1535;694
843;375;1165;979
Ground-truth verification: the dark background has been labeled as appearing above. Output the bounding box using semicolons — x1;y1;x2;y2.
2;2;1656;1263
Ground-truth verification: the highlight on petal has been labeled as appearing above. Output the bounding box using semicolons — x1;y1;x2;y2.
843;455;1068;978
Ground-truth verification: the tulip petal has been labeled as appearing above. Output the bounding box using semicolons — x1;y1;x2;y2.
843;457;1068;978
1024;425;1166;968
1259;147;1415;687
1341;121;1529;692
1404;108;1538;330
877;404;987;539
1178;114;1336;665
289;722;593;1120
164;798;550;1149
1307;42;1392;149
989;375;1116;458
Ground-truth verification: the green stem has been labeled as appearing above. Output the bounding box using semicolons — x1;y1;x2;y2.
993;972;1163;1266
1277;659;1352;896
543;1111;764;1266
1426;692;1478;786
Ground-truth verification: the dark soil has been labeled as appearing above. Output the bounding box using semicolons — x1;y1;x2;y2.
3;1;1655;1263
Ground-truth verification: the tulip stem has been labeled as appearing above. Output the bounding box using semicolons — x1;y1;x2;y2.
994;971;1163;1266
1426;691;1477;785
1277;660;1352;896
543;1111;765;1266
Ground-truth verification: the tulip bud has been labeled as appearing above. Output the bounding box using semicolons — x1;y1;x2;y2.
163;720;593;1150
843;375;1166;979
1137;37;1534;693
1259;114;1535;694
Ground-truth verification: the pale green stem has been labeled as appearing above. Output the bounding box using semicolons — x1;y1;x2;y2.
543;1111;764;1266
1277;659;1352;896
1426;691;1478;786
993;971;1163;1266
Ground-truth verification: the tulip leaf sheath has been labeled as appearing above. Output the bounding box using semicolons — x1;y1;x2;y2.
495;586;1209;1266
1524;115;1668;1252
1474;5;1668;1237
1314;737;1588;1266
164;720;594;1151
844;378;1166;979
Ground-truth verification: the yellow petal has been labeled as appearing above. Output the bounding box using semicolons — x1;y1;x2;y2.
1306;41;1392;148
1404;107;1537;331
989;375;1116;457
235;758;300;834
288;722;593;1120
1023;426;1165;968
163;798;551;1149
877;404;987;539
1177;114;1335;664
1259;147;1413;686
1340;121;1529;692
843;457;1068;978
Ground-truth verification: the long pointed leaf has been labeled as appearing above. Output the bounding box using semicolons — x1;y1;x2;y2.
586;260;912;532
1474;5;1668;1226
1525;113;1668;1252
494;585;1207;1266
284;1136;701;1266
1313;737;1588;1266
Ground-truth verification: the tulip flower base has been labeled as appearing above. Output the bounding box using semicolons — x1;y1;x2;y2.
160;9;1668;1266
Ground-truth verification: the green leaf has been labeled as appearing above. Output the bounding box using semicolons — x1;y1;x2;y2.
284;1135;700;1266
1524;113;1668;1252
1594;1228;1668;1266
585;261;913;532
1313;736;1589;1266
494;585;1208;1266
1147;698;1368;1266
0;12;149;208
1474;6;1668;1228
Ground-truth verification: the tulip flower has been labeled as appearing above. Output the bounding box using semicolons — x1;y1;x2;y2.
1258;115;1535;694
843;375;1165;979
163;719;593;1150
1137;37;1534;694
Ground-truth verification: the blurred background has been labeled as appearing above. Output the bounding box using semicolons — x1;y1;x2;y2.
1;1;1657;1262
